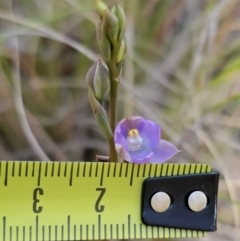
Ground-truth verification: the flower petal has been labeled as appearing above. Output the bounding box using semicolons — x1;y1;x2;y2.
137;120;161;148
117;116;144;138
129;149;153;164
114;128;129;150
150;140;179;163
115;144;131;162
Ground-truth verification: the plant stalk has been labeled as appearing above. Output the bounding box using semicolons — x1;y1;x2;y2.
107;57;119;162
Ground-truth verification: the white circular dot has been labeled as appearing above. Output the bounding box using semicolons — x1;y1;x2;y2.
151;192;171;212
188;191;207;212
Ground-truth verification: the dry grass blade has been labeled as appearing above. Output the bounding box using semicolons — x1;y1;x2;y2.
8;37;51;161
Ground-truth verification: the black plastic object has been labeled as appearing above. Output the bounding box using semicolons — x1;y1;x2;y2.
141;171;219;231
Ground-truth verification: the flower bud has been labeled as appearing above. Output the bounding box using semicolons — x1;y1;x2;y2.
86;58;110;101
96;22;111;62
95;0;108;18
117;39;127;63
111;3;126;41
88;89;113;141
102;9;119;43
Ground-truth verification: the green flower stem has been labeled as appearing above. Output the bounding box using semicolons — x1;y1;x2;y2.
108;135;118;163
107;52;119;162
109;76;118;131
108;76;118;162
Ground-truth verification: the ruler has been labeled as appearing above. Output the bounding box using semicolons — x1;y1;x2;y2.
0;161;213;240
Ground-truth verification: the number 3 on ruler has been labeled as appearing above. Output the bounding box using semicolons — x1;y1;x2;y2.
33;188;44;213
95;188;106;212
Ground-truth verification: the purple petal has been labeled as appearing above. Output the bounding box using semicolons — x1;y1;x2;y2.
150;140;179;163
115;144;131;162
117;116;144;138
129;149;153;164
114;130;129;151
137;120;161;148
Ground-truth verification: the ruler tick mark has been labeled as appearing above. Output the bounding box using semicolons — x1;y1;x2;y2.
42;225;45;241
55;225;57;241
98;215;101;239
18;162;22;177
50;163;54;177
37;162;42;186
134;224;136;239
83;162;86;177
183;164;186;175
64;163;67;177
23;226;26;241
86;224;89;240
29;226;32;241
122;224;125;239
58;162;61;177
92;224;95;240
146;224;148;238
36;216;39;241
116;224;119;239
42;226;44;241
69;163;73;186
80;225;82;240
95;162;99;177
25;162;28;177
4;162;8;186
49;225;51;241
10;226;12;241
130;165;135;186
137;164;140;177
119;163;123;177
154;164;158;177
166;164;169;176
125;163;129;177
170;164;174;176
113;163;117;177
176;164;180;175
143;164;146;177
61;225;64;241
107;163;110;177
104;224;107;240
128;214;131;238
12;162;15;177
67;215;70;240
194;164;197;174
74;225;76;241
159;164;162;176
77;162;80;177
148;164;152;176
32;162;35;177
89;162;92;177
16;226;19;241
110;224;113;239
100;164;104;186
45;162;48;177
140;223;142;239
3;216;6;241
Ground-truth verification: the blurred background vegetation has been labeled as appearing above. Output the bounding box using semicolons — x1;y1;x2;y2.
0;0;240;240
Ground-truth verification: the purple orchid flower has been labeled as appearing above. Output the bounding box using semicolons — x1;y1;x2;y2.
114;116;179;163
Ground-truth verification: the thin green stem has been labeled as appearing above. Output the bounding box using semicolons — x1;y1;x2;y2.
109;76;118;131
108;136;118;163
108;75;118;162
107;55;119;162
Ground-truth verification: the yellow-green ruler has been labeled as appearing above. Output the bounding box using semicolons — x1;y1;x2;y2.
0;161;213;240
